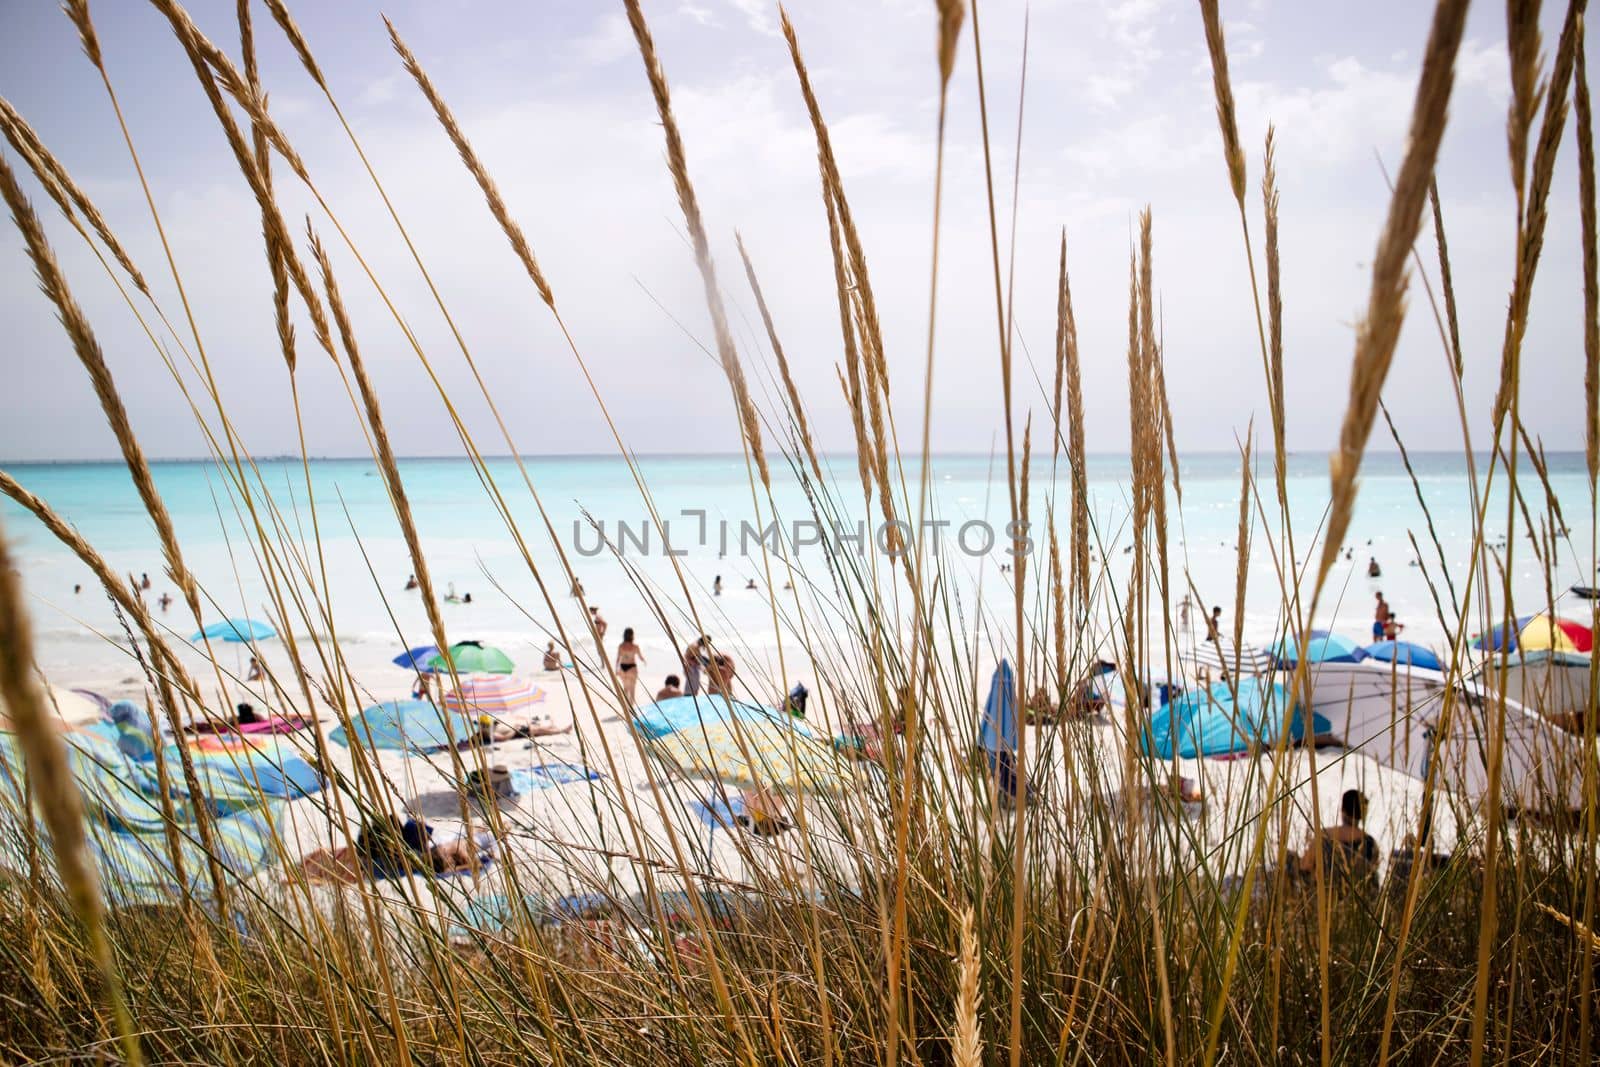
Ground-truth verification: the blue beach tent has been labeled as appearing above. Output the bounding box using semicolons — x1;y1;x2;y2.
1142;677;1328;759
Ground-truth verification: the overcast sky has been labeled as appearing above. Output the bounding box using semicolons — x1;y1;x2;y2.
0;0;1591;462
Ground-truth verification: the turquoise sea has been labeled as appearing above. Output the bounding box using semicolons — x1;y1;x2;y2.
4;451;1595;680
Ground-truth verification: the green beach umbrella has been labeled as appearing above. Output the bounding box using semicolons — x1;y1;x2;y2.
427;639;514;675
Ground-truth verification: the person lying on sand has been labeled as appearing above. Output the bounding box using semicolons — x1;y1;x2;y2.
477;714;571;744
300;815;487;884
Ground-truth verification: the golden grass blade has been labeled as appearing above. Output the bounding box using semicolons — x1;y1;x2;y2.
737;232;824;482
937;0;966;92
1506;0;1544;206
0;519;142;1066
953;904;982;1066
1576;19;1598;487
0;97;148;295
387;18;555;309
1199;0;1247;206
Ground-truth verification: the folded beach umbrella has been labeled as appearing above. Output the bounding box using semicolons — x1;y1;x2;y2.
441;675;544;719
427;639;514;675
393;645;441;672
648;714;847;794
979;660;1018;756
1271;630;1366;666
1476;613;1592;653
191;618;277;643
331;699;475;753
1363;640;1444;672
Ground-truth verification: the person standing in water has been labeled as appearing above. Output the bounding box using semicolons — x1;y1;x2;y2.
1205;606;1222;642
713;575;724;597
615;628;644;705
1368;557;1382;578
1373;592;1389;640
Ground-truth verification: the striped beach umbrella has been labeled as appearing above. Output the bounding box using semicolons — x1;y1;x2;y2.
441;675;545;719
1476;613;1593;654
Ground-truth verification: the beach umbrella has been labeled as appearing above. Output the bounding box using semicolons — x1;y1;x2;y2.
1364;640;1444;672
1475;613;1592;653
393;645;441;672
648;714;847;794
1141;677;1324;759
632;693;775;740
441;675;544;719
427;640;514;675
331;699;475;753
191;618;277;643
1271;630;1366;666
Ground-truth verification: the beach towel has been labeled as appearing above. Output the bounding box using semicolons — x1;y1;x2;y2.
508;763;603;793
110;701;322;806
189;716;310;736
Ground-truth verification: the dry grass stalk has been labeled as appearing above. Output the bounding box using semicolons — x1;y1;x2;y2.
1576;21;1599;486
1319;0;1470;585
1051;234;1069;453
263;0;327;90
0;519;142;1066
387;18;555;309
825;182;875;502
1058;233;1090;608
151;0;333;363
1199;0;1247;206
237;0;296;374
0;98;149;295
782;10;888;382
1493;0;1583;432
1262;127;1287;496
1049;517;1067;698
737;232;823;482
1506;0;1544;204
623;0;769;489
937;0;966;92
952;905;982;1066
1430;179;1466;377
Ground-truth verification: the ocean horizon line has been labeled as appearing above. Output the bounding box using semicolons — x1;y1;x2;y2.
2;447;1581;468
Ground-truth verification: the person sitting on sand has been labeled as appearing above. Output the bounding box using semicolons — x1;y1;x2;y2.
656;674;683;700
1368;557;1382;578
616;627;644;704
1373;592;1389;640
1296;789;1379;884
744;578;756;590
246;656;263;683
707;649;736;697
542;641;562;671
404;574;418;590
411;673;430;701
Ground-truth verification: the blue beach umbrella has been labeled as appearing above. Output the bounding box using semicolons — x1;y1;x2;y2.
1271;630;1366;666
1364;640;1444;672
192;618;277;643
330;699;475;753
393;645;441;672
1141;677;1325;759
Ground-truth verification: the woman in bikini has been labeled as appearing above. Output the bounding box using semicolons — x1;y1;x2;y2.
616;627;645;705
